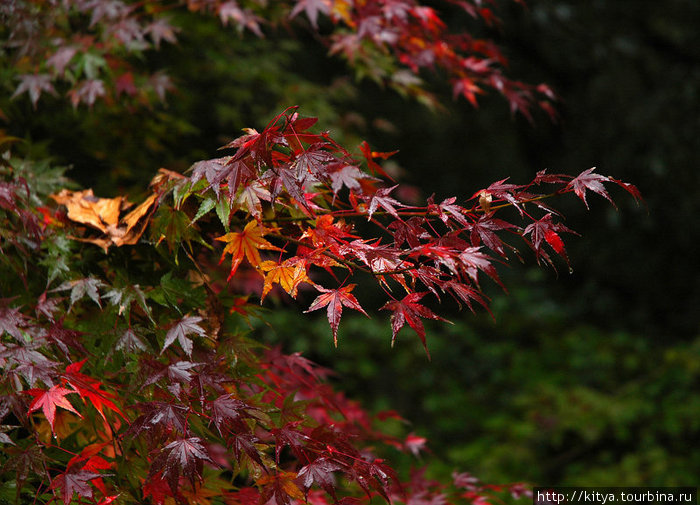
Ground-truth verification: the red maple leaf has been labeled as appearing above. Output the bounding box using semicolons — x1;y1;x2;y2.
609;177;643;203
358;141;397;179
458;247;502;287
26;385;81;434
352;458;398;502
380;292;449;356
388;216;430;248
305;284;369;346
428;196;470;227
523;213;577;268
142;472;173;505
64;360;126;421
404;433;428;457
469;213;517;257
566;167;615;209
442;280;490;314
271;422;310;463
474;178;526;215
366;185;405;220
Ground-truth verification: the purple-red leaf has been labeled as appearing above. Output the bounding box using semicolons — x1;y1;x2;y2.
380;292;449;356
149;437;214;493
47;47;78;76
388;216;430;248
298;457;343;498
329;164;375;196
0;306;26;341
227;432;263;467
442;280;490;314
162;315;206;357
610;177;643;203
68;79;106;108
208;394;257;435
429;196;470;227
458;247;501;287
51;467;101;505
127;401;189;437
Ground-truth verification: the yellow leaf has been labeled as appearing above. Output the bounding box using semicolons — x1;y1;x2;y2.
332;0;354;25
216;221;282;280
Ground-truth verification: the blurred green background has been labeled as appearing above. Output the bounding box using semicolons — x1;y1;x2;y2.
4;0;699;488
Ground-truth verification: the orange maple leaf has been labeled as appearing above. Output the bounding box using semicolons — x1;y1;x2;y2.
216;221;282;280
256;471;304;502
259;258;310;301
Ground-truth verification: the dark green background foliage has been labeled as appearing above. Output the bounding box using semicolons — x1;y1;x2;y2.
4;0;699;488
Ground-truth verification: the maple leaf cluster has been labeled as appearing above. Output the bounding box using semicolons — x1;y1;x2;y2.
3;0;554;117
0;104;639;503
0;143;557;505
0;73;643;500
176;108;641;354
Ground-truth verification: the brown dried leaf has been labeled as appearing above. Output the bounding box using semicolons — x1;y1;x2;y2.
50;189;128;233
51;189;159;250
111;193;159;247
